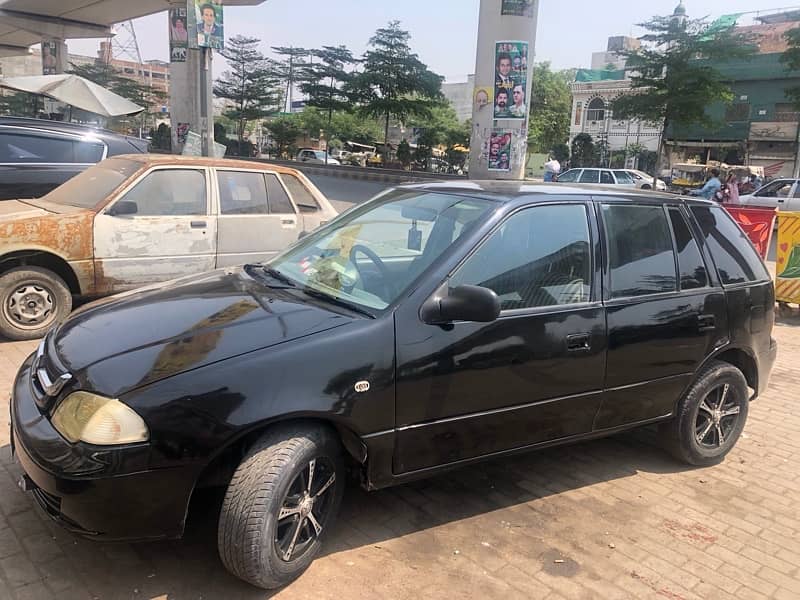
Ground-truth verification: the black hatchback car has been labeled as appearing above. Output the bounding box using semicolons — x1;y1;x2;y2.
0;117;149;200
11;182;777;589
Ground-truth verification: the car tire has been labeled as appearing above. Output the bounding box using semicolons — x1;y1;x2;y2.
661;360;749;467
641;184;652;190
0;267;72;341
218;424;345;589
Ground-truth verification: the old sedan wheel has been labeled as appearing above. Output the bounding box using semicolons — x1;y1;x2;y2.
218;425;344;589
661;360;749;466
0;267;72;341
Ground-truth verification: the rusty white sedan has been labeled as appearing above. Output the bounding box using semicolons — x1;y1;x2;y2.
0;155;338;340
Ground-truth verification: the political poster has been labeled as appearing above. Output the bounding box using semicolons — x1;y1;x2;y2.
501;0;536;18
494;41;528;120
474;86;493;112
42;41;59;75
488;130;513;172
169;7;189;62
192;0;224;50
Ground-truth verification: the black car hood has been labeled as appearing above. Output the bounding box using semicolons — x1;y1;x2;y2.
51;268;354;397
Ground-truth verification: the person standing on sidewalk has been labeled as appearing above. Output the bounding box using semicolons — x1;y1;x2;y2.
544;156;561;182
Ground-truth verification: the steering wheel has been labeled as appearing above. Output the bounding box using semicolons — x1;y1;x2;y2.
349;244;392;301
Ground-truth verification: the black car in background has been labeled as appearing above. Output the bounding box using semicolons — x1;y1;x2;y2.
0;117;149;200
11;182;777;590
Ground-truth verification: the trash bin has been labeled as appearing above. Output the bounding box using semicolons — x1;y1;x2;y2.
776;211;800;307
723;205;778;260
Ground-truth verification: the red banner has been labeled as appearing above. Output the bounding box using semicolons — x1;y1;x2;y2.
724;206;778;260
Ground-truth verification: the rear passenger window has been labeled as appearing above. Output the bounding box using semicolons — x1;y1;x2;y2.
690;206;770;285
579;170;600;184
218;171;268;215
281;174;321;213
75;141;105;163
668;208;708;290
265;174;295;214
0;133;73;162
602;204;677;298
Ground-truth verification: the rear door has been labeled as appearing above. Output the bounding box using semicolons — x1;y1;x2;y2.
93;166;216;293
214;169;300;267
0;127;106;199
594;200;727;429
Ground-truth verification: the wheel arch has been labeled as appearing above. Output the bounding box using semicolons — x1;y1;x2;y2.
693;345;758;400
0;249;83;295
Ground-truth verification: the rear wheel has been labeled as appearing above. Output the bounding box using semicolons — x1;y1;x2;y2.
662;361;749;466
0;267;72;341
218;425;344;589
641;184;652;190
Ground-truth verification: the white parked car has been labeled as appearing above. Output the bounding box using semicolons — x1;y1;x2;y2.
738;178;800;211
624;169;668;191
296;148;341;166
555;168;637;187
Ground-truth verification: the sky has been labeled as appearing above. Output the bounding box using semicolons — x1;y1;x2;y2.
67;0;798;83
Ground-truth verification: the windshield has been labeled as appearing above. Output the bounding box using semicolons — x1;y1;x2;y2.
267;191;495;311
41;157;142;209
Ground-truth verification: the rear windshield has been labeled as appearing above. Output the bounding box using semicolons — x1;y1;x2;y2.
41;157;142;209
690;205;770;286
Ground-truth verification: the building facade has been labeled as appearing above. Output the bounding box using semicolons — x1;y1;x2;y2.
441;75;475;123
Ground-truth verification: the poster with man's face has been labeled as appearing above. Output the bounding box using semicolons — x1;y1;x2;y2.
501;0;536;18
488;130;513;173
494;41;528;120
193;0;224;50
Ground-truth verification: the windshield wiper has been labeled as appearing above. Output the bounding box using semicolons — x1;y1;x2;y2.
299;286;375;319
245;265;297;288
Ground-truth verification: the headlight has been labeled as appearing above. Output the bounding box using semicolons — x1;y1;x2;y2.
51;391;149;445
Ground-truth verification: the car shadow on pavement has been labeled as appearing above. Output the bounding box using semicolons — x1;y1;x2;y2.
0;426;693;599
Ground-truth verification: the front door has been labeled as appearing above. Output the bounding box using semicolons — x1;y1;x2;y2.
93;167;216;294
214;169;299;267
594;202;728;430
394;202;607;474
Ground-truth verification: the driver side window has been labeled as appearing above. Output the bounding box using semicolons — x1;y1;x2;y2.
450;204;592;310
120;169;207;216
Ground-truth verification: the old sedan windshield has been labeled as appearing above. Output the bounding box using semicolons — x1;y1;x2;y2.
268;191;495;311
41;158;142;209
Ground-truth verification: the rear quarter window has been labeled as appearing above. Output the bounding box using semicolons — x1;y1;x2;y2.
690;205;770;286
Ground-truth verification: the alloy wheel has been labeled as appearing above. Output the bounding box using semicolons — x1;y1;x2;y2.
694;383;742;449
274;457;337;562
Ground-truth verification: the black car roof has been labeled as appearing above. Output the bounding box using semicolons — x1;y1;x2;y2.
396;180;715;205
0;116;142;143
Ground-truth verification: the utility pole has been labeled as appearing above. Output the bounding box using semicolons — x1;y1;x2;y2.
468;0;540;180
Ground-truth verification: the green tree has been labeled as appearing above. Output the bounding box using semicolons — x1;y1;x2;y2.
0;91;40;117
396;139;412;169
528;62;574;153
570;133;595;167
215;35;282;155
551;143;570;164
272;46;311;111
348;21;443;159
611;12;756;179
299;46;357;126
263;114;302;157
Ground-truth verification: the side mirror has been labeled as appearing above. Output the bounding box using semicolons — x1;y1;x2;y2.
421;284;501;325
107;200;138;216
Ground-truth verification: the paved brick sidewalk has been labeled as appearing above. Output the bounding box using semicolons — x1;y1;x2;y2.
0;313;799;600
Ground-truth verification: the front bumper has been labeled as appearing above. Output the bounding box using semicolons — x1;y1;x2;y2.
11;353;197;541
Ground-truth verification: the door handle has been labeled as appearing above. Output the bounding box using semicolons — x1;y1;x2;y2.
281;218;296;226
190;221;207;229
566;333;591;352
698;314;716;332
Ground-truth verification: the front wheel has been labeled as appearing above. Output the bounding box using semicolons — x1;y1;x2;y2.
218;425;344;589
661;361;749;466
0;267;72;341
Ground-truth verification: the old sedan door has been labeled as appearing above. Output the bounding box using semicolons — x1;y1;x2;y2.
214;169;300;267
394;202;607;474
93;167;216;294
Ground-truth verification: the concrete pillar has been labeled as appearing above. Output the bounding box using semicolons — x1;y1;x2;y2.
167;3;214;155
41;38;67;75
468;0;540;180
